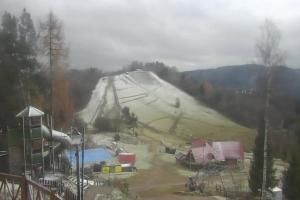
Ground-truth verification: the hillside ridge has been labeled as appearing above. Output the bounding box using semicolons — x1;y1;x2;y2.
79;70;254;149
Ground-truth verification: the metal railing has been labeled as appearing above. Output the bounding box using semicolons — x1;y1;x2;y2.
0;173;61;200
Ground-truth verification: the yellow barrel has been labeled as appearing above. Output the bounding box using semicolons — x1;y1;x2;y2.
115;165;122;173
102;166;110;174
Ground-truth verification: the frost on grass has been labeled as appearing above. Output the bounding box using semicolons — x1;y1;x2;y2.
80;70;253;145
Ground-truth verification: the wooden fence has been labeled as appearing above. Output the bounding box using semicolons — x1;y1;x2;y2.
0;173;61;200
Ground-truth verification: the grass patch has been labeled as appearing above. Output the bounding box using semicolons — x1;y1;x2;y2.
139;117;255;152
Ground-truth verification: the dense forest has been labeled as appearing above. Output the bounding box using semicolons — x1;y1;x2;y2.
0;10;75;131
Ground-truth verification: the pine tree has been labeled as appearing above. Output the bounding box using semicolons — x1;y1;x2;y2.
18;8;39;104
249;114;276;195
283;153;300;200
283;124;300;200
0;10;38;130
0;12;20;130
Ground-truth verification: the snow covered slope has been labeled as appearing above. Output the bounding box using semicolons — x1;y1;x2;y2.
79;70;252;141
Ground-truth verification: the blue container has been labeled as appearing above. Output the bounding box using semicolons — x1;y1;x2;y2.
66;148;112;167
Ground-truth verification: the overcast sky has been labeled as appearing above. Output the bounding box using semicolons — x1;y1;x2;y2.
1;0;300;71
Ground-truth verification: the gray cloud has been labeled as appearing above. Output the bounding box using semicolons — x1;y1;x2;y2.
0;0;299;71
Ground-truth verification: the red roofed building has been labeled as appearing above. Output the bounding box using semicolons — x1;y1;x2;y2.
187;139;244;166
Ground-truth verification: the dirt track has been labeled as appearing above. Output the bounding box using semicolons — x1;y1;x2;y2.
128;140;217;200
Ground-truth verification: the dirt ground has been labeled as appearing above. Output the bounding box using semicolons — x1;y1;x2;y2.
125;132;219;200
128;155;218;200
84;128;286;200
85;130;221;199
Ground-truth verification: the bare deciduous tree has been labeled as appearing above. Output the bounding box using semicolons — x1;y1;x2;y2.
39;11;73;171
256;19;285;67
39;11;73;127
254;19;285;200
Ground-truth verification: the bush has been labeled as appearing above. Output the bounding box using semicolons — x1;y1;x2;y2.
114;133;120;141
94;117;112;131
94;116;121;132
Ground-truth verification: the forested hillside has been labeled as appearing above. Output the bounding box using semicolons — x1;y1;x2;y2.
0;10;75;131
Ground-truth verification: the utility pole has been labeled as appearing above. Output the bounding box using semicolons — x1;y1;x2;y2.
81;127;85;200
22;116;26;175
41;116;45;180
48;12;55;173
51;117;55;172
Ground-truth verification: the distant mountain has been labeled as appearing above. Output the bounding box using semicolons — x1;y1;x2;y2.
184;64;300;99
184;64;265;89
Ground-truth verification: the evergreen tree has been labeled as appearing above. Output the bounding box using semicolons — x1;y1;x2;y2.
0;11;36;128
121;106;138;134
283;152;300;200
18;9;39;104
0;10;39;131
0;12;20;131
248;114;276;195
283;124;300;200
19;9;36;48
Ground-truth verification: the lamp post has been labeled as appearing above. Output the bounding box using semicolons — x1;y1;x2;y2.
75;145;80;200
22;116;26;175
72;129;83;200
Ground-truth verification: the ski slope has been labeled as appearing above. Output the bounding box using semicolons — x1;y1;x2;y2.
79;70;253;143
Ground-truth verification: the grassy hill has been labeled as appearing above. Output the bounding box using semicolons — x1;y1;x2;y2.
80;70;255;150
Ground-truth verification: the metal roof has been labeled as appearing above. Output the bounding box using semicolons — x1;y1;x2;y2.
16;106;44;117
